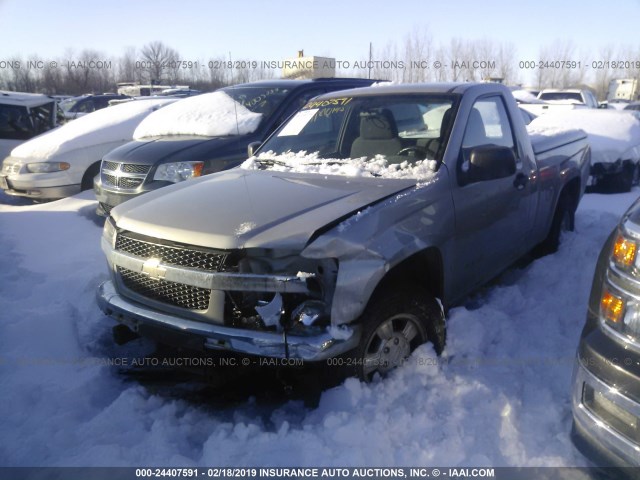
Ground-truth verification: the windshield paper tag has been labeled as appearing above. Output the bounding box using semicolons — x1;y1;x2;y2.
277;108;319;137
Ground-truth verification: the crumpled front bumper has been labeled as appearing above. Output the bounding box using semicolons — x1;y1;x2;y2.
97;280;360;361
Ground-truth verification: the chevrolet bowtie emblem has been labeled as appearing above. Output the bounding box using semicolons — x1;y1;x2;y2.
141;258;166;280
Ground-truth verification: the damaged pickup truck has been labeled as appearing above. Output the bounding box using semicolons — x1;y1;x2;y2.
98;83;590;380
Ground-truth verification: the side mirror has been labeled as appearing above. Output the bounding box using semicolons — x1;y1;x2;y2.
466;145;516;183
247;141;262;157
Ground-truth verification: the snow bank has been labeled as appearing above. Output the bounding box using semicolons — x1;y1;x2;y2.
528;109;640;164
11;98;176;160
1;187;639;467
133;91;263;140
241;151;438;180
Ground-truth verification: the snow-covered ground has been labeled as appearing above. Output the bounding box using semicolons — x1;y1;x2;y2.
0;188;638;467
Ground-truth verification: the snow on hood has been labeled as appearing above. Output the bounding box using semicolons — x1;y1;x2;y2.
133;91;263;140
11;98;176;160
527;109;640;164
241;151;439;180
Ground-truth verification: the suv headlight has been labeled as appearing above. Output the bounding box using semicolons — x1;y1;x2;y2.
26;162;70;173
153;161;203;183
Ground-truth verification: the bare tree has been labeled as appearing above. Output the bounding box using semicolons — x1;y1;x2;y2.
117;47;139;83
139;41;180;84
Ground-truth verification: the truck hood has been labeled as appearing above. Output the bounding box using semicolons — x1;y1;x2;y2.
103;135;247;166
111;169;417;250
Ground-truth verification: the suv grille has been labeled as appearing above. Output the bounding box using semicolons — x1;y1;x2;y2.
101;162;151;190
115;233;228;271
118;267;210;310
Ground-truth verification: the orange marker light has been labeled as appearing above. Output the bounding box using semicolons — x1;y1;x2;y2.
193;162;204;177
613;234;637;269
601;290;625;324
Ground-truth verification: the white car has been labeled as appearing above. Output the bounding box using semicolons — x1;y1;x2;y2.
0;97;177;201
0;91;59;162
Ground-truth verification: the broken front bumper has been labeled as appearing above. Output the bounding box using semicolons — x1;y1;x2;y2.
97;280;360;361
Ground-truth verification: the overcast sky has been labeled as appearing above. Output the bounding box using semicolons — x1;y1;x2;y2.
1;0;639;83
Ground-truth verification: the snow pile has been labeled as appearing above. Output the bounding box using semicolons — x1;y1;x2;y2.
1;187;639;467
528;109;640;164
133;91;263;139
11;98;176;159
241;151;439;180
526;124;584;144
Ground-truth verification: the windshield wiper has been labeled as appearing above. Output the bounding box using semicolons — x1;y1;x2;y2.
253;158;289;169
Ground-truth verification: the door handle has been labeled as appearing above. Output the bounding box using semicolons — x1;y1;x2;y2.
513;173;528;190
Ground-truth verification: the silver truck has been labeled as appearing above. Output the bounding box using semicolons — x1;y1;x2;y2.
98;83;590;380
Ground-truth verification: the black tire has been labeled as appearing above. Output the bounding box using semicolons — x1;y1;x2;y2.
612;168;633;193
350;286;446;381
534;193;575;256
81;162;101;191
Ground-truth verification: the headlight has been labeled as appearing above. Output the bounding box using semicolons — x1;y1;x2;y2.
26;162;70;173
102;216;117;248
612;232;637;271
153;161;203;183
600;285;640;341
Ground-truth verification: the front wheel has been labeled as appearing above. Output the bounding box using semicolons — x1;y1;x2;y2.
351;286;446;381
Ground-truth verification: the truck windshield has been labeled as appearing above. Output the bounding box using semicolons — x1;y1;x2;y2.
256;94;457;164
222;86;291;124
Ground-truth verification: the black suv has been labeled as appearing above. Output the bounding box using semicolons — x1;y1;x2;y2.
93;78;376;216
60;94;129;120
572;198;640;472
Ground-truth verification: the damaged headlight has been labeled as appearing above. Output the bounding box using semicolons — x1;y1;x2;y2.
230;250;338;333
153;161;203;183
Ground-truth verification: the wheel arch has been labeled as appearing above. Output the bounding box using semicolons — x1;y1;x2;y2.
371;246;445;306
81;160;102;190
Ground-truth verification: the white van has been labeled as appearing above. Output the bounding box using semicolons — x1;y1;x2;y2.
0;91;59;162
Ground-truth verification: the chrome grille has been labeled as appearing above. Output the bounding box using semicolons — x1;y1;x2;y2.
118;267;210;310
103;173;117;187
102;160;119;171
118;177;144;189
115;233;228;271
100;161;150;190
121;164;151;174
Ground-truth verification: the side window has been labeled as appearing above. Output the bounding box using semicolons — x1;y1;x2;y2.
459;96;517;184
76;99;95;114
463;97;515;150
